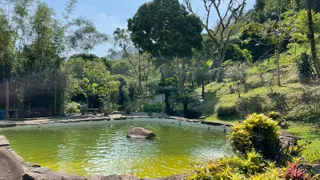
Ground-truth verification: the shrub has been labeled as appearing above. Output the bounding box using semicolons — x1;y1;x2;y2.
229;113;281;161
187;151;276;180
142;102;164;113
185;109;202;119
295;53;315;82
216;104;237;117
284;163;308;180
268;111;289;129
65;101;81;114
236;96;264;118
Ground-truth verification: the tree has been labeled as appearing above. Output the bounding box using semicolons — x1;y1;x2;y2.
225;62;249;97
63;58;119;109
128;0;202;115
307;0;320;78
112;28;133;59
185;0;246;82
158;77;178;115
0;12;15;118
128;53;158;102
0;0;108;117
193;60;212;99
128;0;202;59
292;10;320;78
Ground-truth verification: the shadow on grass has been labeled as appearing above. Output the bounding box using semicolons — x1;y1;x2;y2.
190;92;218;117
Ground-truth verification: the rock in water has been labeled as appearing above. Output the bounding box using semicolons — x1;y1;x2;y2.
127;127;156;139
0;147;25;180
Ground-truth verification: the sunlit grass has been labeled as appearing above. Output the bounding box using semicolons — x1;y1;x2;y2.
286;123;320;154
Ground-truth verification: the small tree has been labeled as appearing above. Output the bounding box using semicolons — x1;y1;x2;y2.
193;60;212;99
225;62;249;97
296;53;315;82
185;0;246;82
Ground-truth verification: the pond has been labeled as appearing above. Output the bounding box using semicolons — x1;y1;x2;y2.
0;119;232;178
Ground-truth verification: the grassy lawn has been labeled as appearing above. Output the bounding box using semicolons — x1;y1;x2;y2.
287;123;320;155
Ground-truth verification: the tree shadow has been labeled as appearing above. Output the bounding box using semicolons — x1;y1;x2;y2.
190;91;218;117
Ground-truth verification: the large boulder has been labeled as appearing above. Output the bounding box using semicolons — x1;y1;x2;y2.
0;144;25;180
127;127;156;139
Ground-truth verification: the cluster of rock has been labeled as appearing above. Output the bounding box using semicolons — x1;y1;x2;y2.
0;135;185;180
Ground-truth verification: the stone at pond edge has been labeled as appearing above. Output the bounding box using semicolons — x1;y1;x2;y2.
127;127;156;139
0;146;25;180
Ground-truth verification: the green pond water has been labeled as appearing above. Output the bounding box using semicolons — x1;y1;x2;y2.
0;119;232;178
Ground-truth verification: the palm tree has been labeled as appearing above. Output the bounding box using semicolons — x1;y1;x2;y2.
193;60;213;99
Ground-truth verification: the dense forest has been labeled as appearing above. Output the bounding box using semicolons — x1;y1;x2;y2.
0;0;320;123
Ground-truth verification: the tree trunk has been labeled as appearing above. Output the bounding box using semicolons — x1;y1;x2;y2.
216;68;223;83
307;1;320;78
276;0;282;87
164;91;171;115
183;102;188;118
176;57;185;93
202;80;205;99
5;79;9;119
276;43;281;86
216;49;225;83
138;65;142;93
54;82;57;116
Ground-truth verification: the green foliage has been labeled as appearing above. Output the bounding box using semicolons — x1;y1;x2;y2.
65;101;81;114
295;53;315;82
229;113;281;160
225;44;253;63
268;111;289;129
188;151;277;180
63;58;119;108
225;62;249;93
215;104;237;117
142;102;164;113
128;0;203;58
111;60;131;76
236;96;264;118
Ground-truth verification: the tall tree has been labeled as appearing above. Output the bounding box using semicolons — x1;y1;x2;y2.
0;12;15;118
185;0;246;82
307;0;320;78
128;0;202;98
128;0;202;59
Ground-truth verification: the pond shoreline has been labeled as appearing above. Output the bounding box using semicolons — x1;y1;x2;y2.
0;113;232;130
0;114;232;179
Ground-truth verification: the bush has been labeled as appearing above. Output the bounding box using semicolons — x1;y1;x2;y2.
142;102;164;113
229;113;281;161
65;102;81;114
185;109;202;119
236;96;264;117
216;104;237;117
268;111;289;129
296;53;315;82
188;151;277;180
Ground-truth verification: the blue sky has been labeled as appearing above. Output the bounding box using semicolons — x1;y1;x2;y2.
43;0;256;57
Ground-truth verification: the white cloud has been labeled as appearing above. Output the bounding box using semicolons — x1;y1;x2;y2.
100;13;117;21
100;13;107;18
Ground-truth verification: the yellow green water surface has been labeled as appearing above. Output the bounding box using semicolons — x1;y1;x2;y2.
0;120;232;178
